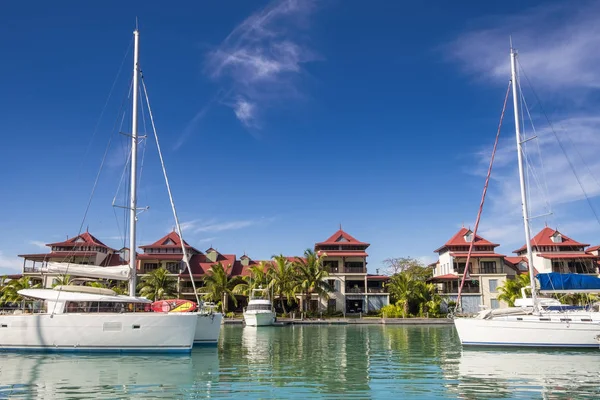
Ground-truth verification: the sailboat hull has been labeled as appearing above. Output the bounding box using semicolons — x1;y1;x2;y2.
0;312;197;353
194;312;223;344
454;316;600;348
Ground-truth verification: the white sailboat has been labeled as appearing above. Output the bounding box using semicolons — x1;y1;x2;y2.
243;288;275;326
0;27;200;352
453;46;600;348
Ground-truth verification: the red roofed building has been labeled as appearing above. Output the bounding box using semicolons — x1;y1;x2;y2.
431;227;519;313
315;228;389;314
17;227;389;313
513;227;598;275
18;230;127;288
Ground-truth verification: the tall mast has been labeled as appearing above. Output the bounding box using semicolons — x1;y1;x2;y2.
129;28;140;296
510;46;537;306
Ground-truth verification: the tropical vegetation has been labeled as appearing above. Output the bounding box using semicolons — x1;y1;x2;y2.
201;262;241;313
294;249;333;312
383;262;443;318
0;276;42;305
137;267;177;301
52;274;75;287
233;261;270;297
267;254;297;314
497;274;530;307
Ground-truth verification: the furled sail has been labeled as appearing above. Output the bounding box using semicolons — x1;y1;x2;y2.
538;272;600;293
43;262;131;281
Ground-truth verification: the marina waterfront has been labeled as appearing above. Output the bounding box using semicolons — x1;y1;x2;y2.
1;325;599;399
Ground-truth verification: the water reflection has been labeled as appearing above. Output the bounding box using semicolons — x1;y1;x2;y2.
2;325;599;398
454;348;600;399
0;348;219;399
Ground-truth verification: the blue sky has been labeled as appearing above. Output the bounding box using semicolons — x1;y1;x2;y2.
2;0;600;275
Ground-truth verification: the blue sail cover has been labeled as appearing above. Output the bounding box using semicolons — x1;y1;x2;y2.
538;272;600;292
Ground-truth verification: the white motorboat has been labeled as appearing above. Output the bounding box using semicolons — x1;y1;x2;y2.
453;45;600;348
0;27;199;352
243;288;275;327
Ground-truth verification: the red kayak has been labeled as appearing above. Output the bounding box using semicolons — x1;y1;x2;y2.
151;299;197;313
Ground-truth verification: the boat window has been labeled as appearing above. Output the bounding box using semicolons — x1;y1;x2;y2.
247;304;273;311
64;301;148;313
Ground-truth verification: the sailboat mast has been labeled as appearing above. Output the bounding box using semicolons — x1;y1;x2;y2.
510;46;537;306
129;28;140;296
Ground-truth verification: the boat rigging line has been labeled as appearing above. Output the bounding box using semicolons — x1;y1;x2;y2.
454;81;512;314
139;69;203;306
517;60;600;229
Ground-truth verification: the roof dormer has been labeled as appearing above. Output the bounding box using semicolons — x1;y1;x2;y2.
464;230;473;243
240;254;251;267
551;232;562;243
206;247;218;263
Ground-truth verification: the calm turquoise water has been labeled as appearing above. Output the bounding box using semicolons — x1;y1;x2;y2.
1;324;599;399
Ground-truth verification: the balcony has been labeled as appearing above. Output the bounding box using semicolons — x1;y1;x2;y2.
437;286;480;294
367;287;387;294
346;287;365;294
344;267;366;274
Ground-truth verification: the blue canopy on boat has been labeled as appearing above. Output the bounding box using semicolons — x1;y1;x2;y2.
537;272;600;292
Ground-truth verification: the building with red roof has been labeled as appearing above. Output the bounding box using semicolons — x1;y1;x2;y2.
314;228;389;314
512;227;598;275
17;227;389;313
18;230;127;288
430;227;519;313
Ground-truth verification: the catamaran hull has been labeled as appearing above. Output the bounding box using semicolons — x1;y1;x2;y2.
243;311;275;327
0;312;197;353
454;317;600;348
194;312;223;344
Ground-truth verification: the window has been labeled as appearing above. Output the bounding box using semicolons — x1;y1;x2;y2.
455;262;472;273
480;261;497;274
166;262;180;273
489;279;498;293
247;304;272;311
490;299;500;309
327;299;336;312
345;262;364;273
143;263;158;272
324;260;339;272
327;279;336;291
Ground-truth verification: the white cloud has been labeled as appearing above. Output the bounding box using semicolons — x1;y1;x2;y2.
0;251;21;275
196;237;217;244
29;240;47;249
446;2;600;254
179;217;274;234
233;98;256;127
205;0;318;126
445;1;600;91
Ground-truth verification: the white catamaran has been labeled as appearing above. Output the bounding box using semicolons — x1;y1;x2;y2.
453;45;600;348
0;27;207;352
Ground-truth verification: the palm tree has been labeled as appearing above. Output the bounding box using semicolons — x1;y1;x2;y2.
497;274;531;307
268;254;297;314
202;262;240;313
52;274;75;287
294;249;332;312
388;272;420;317
233;261;270;297
86;280;128;295
137;267;177;301
0;276;41;305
